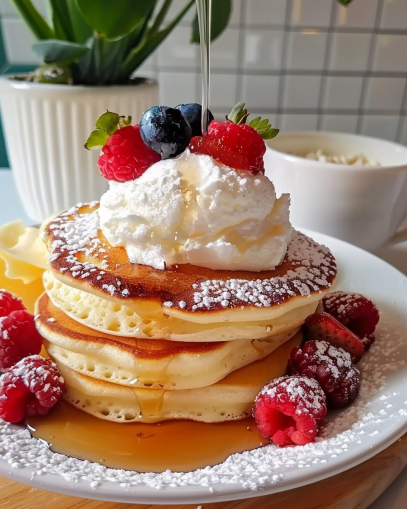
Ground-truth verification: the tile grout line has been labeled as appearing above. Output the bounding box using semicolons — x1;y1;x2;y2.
158;67;407;78
316;1;338;131
234;0;247;108
276;0;293;128
356;0;385;134
210;107;404;116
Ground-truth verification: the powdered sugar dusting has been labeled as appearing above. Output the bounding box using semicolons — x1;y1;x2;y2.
0;313;406;494
175;230;336;312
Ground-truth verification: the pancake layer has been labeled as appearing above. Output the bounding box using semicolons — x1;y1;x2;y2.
36;293;300;391
43;270;316;342
58;331;303;423
42;203;336;323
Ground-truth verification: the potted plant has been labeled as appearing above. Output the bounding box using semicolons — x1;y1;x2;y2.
0;0;232;222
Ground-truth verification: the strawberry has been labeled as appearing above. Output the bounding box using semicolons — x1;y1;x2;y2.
189;102;279;175
85;111;160;182
303;312;365;363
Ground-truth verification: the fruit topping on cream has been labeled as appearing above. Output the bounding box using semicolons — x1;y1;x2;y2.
99;149;291;271
89;102;290;271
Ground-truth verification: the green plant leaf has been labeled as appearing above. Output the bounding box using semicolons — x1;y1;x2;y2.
148;0;173;36
32;40;89;64
191;0;232;44
75;0;154;41
85;129;110;150
119;0;194;80
124;1;158;54
47;0;74;41
10;0;54;39
337;0;353;5
67;0;93;43
95;111;121;135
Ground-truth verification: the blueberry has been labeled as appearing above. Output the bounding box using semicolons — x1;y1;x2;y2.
139;106;193;159
175;103;214;136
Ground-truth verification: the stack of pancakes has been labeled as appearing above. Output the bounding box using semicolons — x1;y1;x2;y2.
36;203;336;424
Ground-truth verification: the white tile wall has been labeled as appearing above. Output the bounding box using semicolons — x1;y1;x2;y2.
361;115;400;141
243;29;284;71
335;0;379;29
364;77;406;111
284;75;321;109
323;76;363;110
287;31;328;71
245;0;286;26
241;75;279;109
381;0;407;30
373;35;407;73
1;0;407;145
291;0;332;27
206;73;237;109
210;28;240;70
329;33;372;72
158;72;197;106
158;27;198;69
281;113;319;131
321;114;359;133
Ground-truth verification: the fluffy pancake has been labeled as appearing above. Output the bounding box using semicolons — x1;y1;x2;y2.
43;270;316;342
57;330;303;423
42;203;337;323
36;293;300;391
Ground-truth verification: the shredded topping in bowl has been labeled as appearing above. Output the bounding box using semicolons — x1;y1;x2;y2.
304;149;381;167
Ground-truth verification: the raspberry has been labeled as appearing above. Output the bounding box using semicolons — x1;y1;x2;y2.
98;125;160;182
0;355;64;423
253;375;327;446
322;291;379;339
0;310;43;369
287;340;360;408
190;121;266;175
0;290;26;317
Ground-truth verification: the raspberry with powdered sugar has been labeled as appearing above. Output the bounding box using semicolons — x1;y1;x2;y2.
0;355;64;423
287;340;360;408
253;375;327;446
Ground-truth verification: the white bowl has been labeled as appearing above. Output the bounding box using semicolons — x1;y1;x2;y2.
264;131;407;251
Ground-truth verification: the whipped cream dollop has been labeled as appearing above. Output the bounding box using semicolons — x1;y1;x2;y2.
99;150;292;271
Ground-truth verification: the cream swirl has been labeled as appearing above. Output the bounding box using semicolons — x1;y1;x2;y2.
99;150;292;271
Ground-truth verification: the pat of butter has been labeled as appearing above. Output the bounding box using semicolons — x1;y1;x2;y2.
0;220;49;283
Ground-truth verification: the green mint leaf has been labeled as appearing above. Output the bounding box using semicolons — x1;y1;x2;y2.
85;129;110;150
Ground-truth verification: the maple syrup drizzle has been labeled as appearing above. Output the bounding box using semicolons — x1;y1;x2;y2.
27;402;265;473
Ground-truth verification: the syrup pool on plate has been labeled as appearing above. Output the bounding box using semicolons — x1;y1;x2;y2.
28;403;264;473
27;335;300;472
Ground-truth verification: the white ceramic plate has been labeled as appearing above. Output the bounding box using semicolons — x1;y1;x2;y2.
1;229;407;505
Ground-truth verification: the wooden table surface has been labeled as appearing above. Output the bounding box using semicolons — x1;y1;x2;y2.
1;434;407;509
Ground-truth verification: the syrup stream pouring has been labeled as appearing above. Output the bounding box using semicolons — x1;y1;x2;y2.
196;0;212;134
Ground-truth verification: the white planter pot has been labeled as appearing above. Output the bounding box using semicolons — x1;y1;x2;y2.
0;77;158;223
